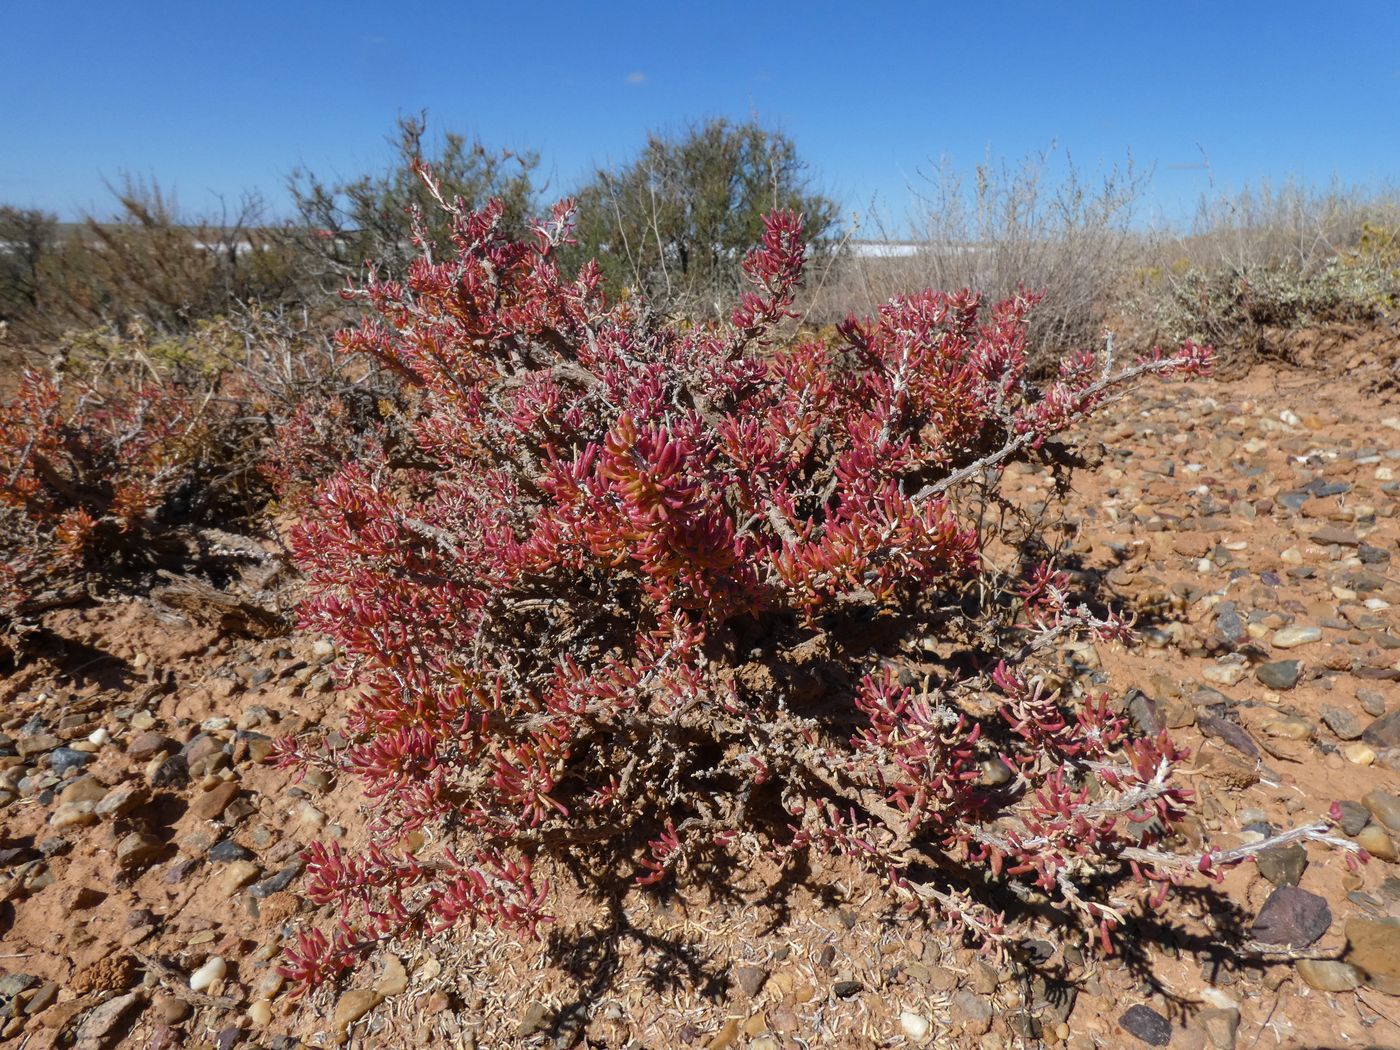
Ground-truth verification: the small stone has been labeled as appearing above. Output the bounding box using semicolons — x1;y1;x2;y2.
1119;1004;1173;1046
1201;662;1247;686
1358;689;1387;717
115;831;163;871
48;747;91;776
1337;800;1372;836
1214;603;1246;645
1320;706;1363;740
1252;886;1331;947
154;993;191;1024
1256;661;1301;690
250;861;302;898
49;801;98;829
514;1001;550;1039
215;859;260;896
1345;917;1400;995
189;956;226;992
1264;716;1312;740
1127;692;1164;736
899;1011;931;1041
1364;710;1400;749
126;732;177;762
731;964;767;997
1295;958;1362;992
1345;742;1377;766
149;754;189;787
833;979;862;998
1272;625;1322;649
1364;790;1400;832
1312;525;1360;547
73;991;143;1045
188;781;241;822
1256;844;1307;887
59;775;107;804
95;783;149;820
249;999;273;1026
1197;1006;1239;1050
376;955;408;997
1357;824;1399;861
209;839;254;863
333;991;383;1047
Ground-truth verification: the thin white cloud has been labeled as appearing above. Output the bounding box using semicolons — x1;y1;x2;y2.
626;72;646;86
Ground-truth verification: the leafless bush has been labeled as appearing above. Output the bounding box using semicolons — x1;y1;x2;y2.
809;149;1151;366
1;177;309;343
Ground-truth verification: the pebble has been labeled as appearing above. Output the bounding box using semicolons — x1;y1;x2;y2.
58;773;100;806
115;831;163;871
1201;662;1247;686
1337;800;1372;836
249;999;273;1026
1357;824;1399;861
189;780;242;821
154;993;191;1024
1320;706;1363;740
1363;710;1400;749
1345;917;1400;995
1358;688;1387;717
898;1011;931;1041
1255;844;1306;887
49;801;98;829
1363;789;1400;832
1264;716;1312;740
215;859;260;896
731;964;767;997
95;783;148;820
126;731;177;762
1271;625;1321;648
1197;1006;1239;1050
74;991;143;1044
333;989;382;1043
189;956;226;992
1252;886;1331;947
1298;960;1360;997
1119;1004;1173;1046
1344;742;1377;766
376;954;409;996
1256;660;1301;690
209;839;254;863
49;747;91;776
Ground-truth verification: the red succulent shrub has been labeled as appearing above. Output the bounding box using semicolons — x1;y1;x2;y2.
0;357;279;638
276;175;1251;991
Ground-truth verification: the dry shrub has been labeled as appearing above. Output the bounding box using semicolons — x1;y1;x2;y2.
809;149;1150;369
1135;180;1400;366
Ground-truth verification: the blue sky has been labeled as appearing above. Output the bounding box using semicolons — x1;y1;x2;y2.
4;1;1398;229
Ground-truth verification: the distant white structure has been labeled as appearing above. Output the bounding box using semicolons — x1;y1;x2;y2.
849;240;923;258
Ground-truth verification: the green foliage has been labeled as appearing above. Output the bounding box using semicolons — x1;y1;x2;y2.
566;118;840;314
288;113;539;280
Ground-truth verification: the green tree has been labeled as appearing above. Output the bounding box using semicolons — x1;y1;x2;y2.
289;113;540;281
568;118;840;315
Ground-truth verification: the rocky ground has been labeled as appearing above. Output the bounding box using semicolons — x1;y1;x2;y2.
2;330;1400;1049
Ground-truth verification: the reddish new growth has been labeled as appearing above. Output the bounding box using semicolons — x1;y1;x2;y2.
278;176;1240;990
